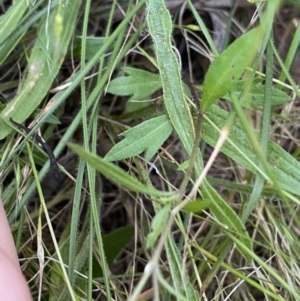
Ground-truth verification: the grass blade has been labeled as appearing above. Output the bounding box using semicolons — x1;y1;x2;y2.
0;0;82;138
69;143;171;198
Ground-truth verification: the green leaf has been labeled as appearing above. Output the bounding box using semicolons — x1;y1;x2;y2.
223;80;291;107
103;226;135;264
165;237;200;300
73;36;108;60
146;204;171;249
146;0;194;155
107;66;162;100
201;179;252;258
0;0;28;45
177;159;189;171
203;104;300;196
32;109;61;125
202;26;264;112
0;0;82;139
105;114;173;162
181;199;210;213
115;101;166;121
93;226;135;278
0;1;59;66
69;143;170;197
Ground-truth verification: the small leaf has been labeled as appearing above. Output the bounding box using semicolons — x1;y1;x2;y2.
105;114;173;162
146;204;171;249
73;36;107;60
69;143;171;197
103;226;135;264
223;80;291;107
107;66;162;100
93;226;135;278
202;26;264;112
181;199;210;213
177;158;191;171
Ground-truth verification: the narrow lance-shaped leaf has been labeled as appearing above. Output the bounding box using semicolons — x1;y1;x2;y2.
203;103;300;196
222;80;291;108
0;1;82;139
165;236;200;300
202;26;264;112
69;143;171;197
201;178;252;259
0;0;28;45
145;0;224;298
146;204;171;249
146;0;194;155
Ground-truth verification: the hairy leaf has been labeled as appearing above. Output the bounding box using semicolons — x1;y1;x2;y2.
202;26;264;112
146;0;194;154
105;114;173;162
69;143;171;197
223;80;291;107
203;104;300;196
107;66;161;100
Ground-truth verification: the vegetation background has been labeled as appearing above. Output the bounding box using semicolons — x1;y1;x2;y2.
1;0;300;300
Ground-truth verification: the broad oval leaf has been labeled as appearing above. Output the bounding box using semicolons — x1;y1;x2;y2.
202;26;264;112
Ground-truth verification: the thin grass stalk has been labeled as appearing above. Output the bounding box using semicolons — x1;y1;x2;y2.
241;33;274;222
278;15;300;83
27;143;77;300
8;2;146;224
